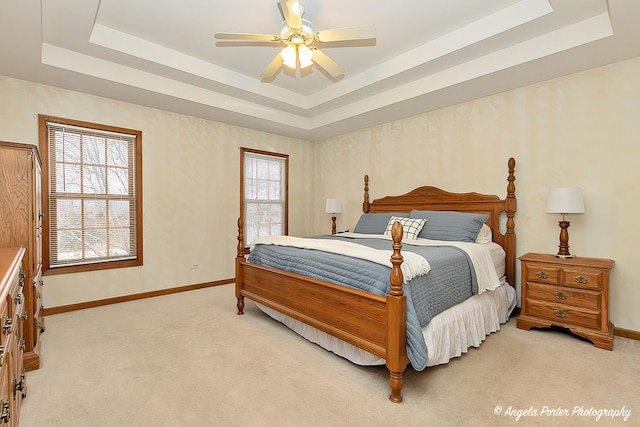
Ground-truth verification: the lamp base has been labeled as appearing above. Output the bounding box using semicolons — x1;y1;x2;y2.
555;219;574;259
555;253;576;259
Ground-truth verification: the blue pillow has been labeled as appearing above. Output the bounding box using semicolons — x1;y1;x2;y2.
353;213;408;234
409;210;488;242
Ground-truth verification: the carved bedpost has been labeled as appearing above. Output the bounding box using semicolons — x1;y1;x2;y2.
363;175;370;213
505;158;517;287
389;222;404;297
236;217;245;315
387;221;407;403
237;217;245;258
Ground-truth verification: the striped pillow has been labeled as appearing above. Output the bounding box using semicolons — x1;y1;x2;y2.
384;216;426;240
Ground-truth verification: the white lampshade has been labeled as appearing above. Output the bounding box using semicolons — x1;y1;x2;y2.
281;45;297;69
546;187;585;214
298;45;314;68
325;198;342;214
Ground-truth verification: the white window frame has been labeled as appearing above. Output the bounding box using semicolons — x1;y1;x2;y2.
240;148;288;247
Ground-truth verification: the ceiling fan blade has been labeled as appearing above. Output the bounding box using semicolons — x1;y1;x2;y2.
261;54;283;79
278;0;290;23
282;0;302;31
315;26;376;43
215;33;280;42
311;48;344;78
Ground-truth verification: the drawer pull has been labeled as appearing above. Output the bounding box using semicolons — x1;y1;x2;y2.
1;318;11;335
535;271;550;279
554;310;567;318
13;369;26;394
15;293;23;305
21;311;27;321
553;291;567;300
0;346;4;367
574;275;590;284
0;401;9;423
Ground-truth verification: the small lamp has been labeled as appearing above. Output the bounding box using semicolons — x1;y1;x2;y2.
325;198;342;235
546;187;585;258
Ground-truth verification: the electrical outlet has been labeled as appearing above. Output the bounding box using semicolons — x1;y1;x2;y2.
191;263;200;270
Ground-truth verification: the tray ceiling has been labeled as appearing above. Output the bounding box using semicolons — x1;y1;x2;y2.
1;0;640;141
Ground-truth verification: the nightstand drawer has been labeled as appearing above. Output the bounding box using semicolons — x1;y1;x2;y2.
561;267;602;290
525;282;600;310
525;264;560;285
526;300;600;329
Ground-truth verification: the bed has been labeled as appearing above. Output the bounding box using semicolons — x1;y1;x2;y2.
235;157;517;403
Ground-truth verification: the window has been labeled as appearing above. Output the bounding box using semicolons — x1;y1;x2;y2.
38;115;142;274
240;148;288;246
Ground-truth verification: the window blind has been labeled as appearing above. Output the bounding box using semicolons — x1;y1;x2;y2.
46;121;139;267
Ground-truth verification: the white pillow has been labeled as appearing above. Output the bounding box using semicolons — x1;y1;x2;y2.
475;223;492;244
384;216;426;240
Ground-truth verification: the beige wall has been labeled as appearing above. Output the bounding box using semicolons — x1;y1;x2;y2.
312;56;640;332
1;54;639;332
0;76;314;307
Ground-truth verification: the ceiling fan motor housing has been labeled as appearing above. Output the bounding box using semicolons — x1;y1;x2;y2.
280;19;314;45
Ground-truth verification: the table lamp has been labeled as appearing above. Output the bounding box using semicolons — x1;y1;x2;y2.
546;187;584;258
325;198;342;235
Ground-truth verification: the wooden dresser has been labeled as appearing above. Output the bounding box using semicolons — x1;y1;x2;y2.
0;142;44;370
517;252;615;350
0;247;27;426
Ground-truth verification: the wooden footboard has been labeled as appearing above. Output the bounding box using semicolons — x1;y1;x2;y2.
236;218;409;402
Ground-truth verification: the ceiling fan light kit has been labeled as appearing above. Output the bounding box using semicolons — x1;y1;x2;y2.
215;0;376;80
281;45;314;69
279;19;314;69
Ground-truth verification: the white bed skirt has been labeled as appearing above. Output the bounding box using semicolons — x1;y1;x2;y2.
255;283;517;368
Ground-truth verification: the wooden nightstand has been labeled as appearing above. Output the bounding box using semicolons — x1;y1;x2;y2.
517;253;615;350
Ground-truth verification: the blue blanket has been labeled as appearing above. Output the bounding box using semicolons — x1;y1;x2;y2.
247;235;477;370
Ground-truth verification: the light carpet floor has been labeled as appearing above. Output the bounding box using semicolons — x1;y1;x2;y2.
20;284;640;426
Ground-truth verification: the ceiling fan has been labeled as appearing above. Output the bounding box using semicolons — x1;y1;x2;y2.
215;0;376;79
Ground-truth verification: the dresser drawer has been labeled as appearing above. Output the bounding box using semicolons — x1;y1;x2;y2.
561;267;602;290
526;300;601;330
525;282;600;310
525;264;560;285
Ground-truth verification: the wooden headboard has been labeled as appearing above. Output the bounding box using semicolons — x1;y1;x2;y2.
362;158;517;287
